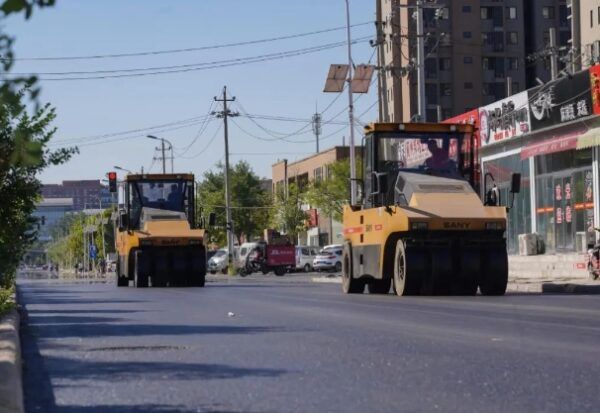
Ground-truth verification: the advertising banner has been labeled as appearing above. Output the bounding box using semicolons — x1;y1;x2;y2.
529;70;593;131
590;64;600;115
479;91;531;147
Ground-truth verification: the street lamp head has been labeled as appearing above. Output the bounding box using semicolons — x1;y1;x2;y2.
146;135;159;140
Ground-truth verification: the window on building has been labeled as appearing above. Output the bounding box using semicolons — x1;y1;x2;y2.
441;83;452;96
481;7;490;19
543;30;550;45
542;6;555;19
512;81;519;93
464;82;473;89
482;83;493;96
462;5;471;13
482;57;491;70
463;31;472;39
481;32;489;43
439;57;451;71
598;6;600;24
507;6;517;19
559;30;570;46
314;167;323;182
508;31;518;45
441;7;449;19
591;9;594;28
425;58;437;79
425;83;438;105
464;56;473;64
559;5;568;27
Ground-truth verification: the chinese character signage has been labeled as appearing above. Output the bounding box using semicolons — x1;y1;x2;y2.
529;70;593;131
479;91;531;147
590;64;600;115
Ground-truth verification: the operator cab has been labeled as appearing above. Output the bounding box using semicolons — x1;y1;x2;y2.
119;174;196;230
362;123;477;209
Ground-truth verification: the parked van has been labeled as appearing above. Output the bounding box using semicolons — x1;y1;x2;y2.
236;242;259;269
294;245;320;272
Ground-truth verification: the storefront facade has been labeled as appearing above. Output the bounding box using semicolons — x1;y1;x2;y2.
463;65;600;254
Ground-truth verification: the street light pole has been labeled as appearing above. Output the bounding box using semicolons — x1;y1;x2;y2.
147;135;174;173
345;0;357;206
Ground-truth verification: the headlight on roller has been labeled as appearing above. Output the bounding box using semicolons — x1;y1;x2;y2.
411;222;428;231
485;222;502;230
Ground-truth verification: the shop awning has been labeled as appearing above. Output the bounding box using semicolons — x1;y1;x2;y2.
576;127;600;149
520;132;581;159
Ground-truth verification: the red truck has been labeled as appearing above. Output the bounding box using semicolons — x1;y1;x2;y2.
240;242;295;276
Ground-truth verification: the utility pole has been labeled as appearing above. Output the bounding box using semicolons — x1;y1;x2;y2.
214;86;238;272
312;108;322;153
345;0;357;205
160;139;166;174
415;0;426;122
549;27;558;80
375;0;389;123
570;0;582;72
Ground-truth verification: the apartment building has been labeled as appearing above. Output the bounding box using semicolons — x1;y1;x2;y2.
578;0;600;68
42;180;113;211
379;0;571;122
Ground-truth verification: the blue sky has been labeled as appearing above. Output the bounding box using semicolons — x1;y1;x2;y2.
6;1;379;184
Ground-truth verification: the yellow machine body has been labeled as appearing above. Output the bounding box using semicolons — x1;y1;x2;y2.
341;123;516;296
114;173;207;288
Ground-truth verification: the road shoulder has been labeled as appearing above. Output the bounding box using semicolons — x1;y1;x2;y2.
0;298;23;413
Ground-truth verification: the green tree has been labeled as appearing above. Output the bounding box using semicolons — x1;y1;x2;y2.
0;91;77;287
46;209;114;270
197;161;271;246
304;157;362;222
272;183;307;244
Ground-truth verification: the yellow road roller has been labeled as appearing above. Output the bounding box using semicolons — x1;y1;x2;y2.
342;123;520;296
111;173;214;288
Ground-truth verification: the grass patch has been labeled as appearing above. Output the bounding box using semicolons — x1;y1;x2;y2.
0;287;15;318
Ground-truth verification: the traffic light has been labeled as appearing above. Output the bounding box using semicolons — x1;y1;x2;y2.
108;171;117;193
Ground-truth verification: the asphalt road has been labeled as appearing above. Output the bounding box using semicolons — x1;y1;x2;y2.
18;275;600;413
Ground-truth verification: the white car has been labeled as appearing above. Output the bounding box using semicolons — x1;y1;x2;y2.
208;248;228;274
313;244;343;272
294;246;320;272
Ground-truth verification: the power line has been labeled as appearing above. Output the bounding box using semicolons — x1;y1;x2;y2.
5;38;372;82
174;101;216;155
7;22;373;61
176;123;223;159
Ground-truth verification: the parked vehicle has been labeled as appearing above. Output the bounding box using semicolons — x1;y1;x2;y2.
587;229;600;280
236;242;259;270
208;248;228;274
239;242;295;276
294;246;320;272
313;244;343;272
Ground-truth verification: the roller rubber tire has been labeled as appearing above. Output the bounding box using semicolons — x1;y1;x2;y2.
341;243;365;294
116;261;128;287
479;246;508;296
393;240;420;296
368;278;392;294
134;252;148;288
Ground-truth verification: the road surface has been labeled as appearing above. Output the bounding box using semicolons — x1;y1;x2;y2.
18;276;600;413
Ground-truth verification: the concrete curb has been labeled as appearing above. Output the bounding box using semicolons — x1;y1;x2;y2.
311;276;600;294
0;298;23;413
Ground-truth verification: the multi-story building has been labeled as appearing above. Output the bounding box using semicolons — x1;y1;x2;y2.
32;198;74;242
379;0;571;122
577;0;600;68
42;180;114;211
271;146;363;246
